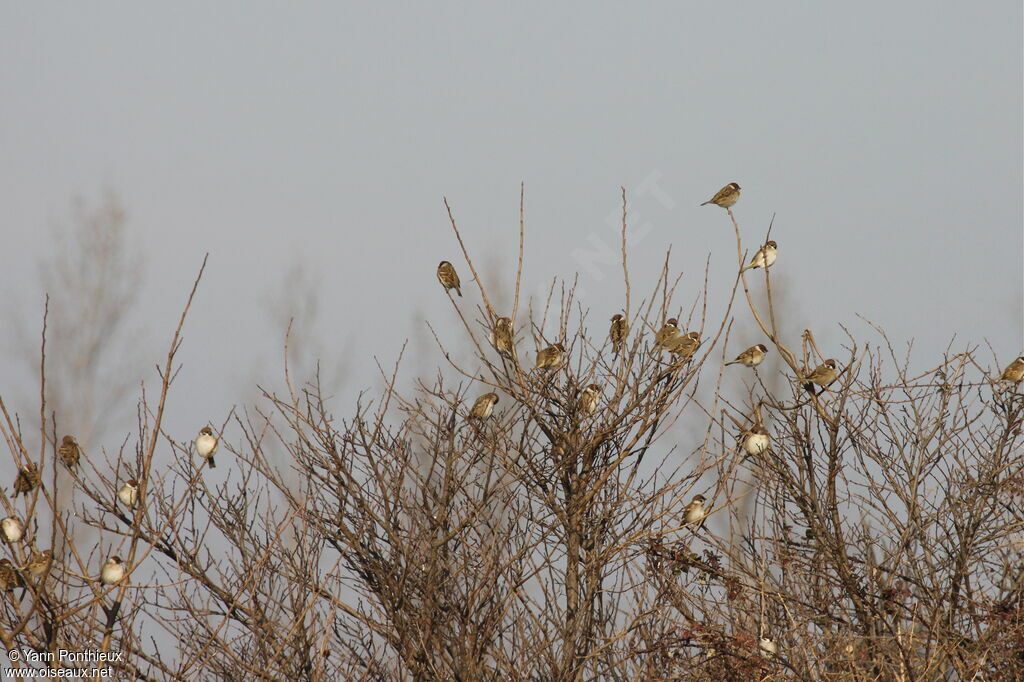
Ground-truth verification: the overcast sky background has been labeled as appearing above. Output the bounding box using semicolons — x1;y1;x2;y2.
1;2;1021;456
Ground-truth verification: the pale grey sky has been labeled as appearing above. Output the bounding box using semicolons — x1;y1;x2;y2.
1;2;1021;443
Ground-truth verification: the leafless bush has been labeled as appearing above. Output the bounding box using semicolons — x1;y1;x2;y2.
1;191;1021;681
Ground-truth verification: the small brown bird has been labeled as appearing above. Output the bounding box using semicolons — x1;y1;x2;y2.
100;556;126;585
725;344;768;368
196;427;218;469
489;317;518;362
535;343;566;371
24;550;53;581
13;464;40;497
683;495;708;526
742;241;777;272
58;435;81;469
436;260;462;297
0;559;22;591
700;182;741;209
578;383;602;416
117;480;139;507
654;318;682;349
742;425;770;456
609;314;629;355
759;636;778;658
469;392;500;420
999;356;1024;383
668;332;701;360
1;517;24;544
803;359;838;394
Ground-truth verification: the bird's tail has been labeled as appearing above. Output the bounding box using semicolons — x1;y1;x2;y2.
725;360;738;366
456;287;462;297
700;200;712;206
207;456;217;469
803;382;816;395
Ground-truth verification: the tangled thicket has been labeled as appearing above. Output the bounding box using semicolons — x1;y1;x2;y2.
2;192;1022;681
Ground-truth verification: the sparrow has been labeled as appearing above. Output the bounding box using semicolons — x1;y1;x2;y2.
668;332;701;360
654;318;682;349
24;550;53;581
436;260;462;297
100;556;126;585
489;317;518;363
759;636;778;658
0;559;22;591
725;344;768;368
578;384;602;416
1;517;24;544
468;392;500;420
742;241;777;272
13;464;40;496
700;182;741;209
58;435;81;469
535;343;566;372
999;356;1024;383
742;425;770;456
803;359;838;394
196;427;218;469
117;480;139;507
609;314;629;355
682;495;708;526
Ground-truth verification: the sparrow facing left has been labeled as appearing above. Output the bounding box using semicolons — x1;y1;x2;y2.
609;314;629;355
13;464;40;497
489;317;518;363
700;182;741;209
100;556;126;585
196;427;218;469
759;636;778;658
725;344;768;368
0;559;22;591
117;480;139;507
436;261;462;297
578;383;602;416
58;435;81;469
999;356;1024;383
1;517;24;544
742;425;770;456
742;241;777;272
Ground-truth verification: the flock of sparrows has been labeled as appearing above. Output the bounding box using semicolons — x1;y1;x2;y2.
3;427;220;592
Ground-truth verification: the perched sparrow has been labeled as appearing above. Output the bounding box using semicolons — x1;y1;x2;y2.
759;636;778;658
742;241;777;272
535;343;566;371
999;356;1024;383
436;260;462;297
609;314;629;355
742;425;770;456
468;392;500;420
578;384;602;416
1;517;24;544
682;495;708;526
726;344;768;368
117;480;139;507
13;464;40;496
196;427;218;469
58;435;81;469
488;317;518;363
654;318;682;349
24;550;53;581
0;559;22;591
803;359;838;394
668;332;701;360
700;182;741;209
100;556;126;585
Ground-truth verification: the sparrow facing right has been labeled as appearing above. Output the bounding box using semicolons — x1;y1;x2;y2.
489;317;518;362
742;425;770;456
578;383;603;416
609;314;629;355
58;435;81;469
117;480;139;507
700;182;741;209
742;241;777;272
100;556;126;585
1;517;24;544
13;464;40;497
725;344;768;368
803;359;838;394
682;495;708;526
24;549;53;581
469;392;500;420
654;318;682;349
668;332;701;360
535;343;566;371
436;261;462;297
999;356;1024;383
196;427;218;469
